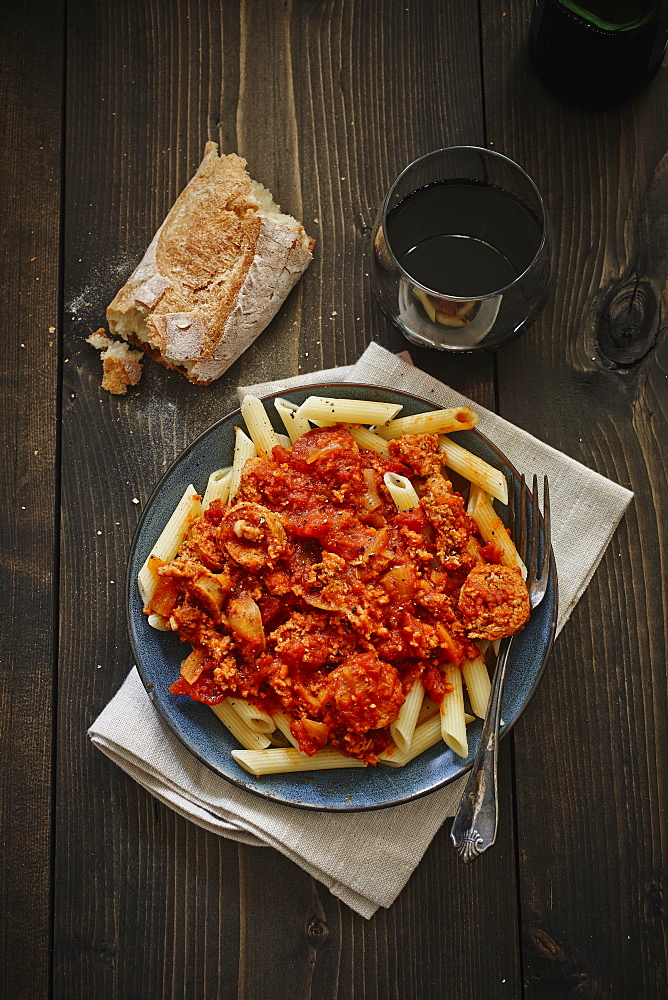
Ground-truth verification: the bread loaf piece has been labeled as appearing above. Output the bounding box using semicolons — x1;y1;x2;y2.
107;142;314;384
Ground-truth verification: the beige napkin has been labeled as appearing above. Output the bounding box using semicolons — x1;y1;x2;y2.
89;343;632;918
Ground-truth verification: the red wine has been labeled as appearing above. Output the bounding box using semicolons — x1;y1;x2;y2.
386;181;543;298
530;0;668;106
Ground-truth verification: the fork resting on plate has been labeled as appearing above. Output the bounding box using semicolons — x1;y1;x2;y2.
450;474;551;862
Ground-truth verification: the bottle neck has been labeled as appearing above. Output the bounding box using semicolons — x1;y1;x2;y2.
529;0;668;106
556;0;665;32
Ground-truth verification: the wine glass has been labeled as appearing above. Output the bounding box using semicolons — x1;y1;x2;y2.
370;147;550;351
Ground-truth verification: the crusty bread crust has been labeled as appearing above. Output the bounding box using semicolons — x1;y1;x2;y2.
86;329;143;394
107;142;314;384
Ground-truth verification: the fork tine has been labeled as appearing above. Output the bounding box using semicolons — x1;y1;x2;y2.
518;474;528;566
528;476;551;608
527;474;540;584
536;476;551;589
542;476;551;574
507;476;516;541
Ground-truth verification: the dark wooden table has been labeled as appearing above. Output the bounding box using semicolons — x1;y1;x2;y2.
3;2;667;997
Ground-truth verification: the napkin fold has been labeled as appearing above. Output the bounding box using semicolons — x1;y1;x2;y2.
89;343;633;917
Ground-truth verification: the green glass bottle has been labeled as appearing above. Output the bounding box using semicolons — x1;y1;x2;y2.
529;0;668;105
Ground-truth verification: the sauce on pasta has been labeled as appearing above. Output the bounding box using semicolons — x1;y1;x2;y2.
146;426;529;763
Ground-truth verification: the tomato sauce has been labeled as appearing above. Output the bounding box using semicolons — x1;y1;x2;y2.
148;427;528;763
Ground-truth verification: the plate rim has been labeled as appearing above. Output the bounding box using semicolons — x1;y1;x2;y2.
126;380;558;812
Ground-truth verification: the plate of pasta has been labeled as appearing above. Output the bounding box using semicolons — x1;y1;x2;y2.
126;383;557;811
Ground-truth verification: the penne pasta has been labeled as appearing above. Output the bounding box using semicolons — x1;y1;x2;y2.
467;484;527;578
418;696;441;725
143;391;536;777
137;485;202;605
274;397;312;443
147;613;170;631
465;535;486;564
270;711;301;749
379;715;442;766
241;395;279;458
226;697;275;733
439;436;508;504
295;395;402;426
202;467;232;509
228;426;257;503
390;678;425;753
461;653;492;719
374;406;478;440
210;701;272;751
384;472;421;511
348;425;390;457
440;664;468;758
231;747;367;775
380;708;478;766
268;729;292;747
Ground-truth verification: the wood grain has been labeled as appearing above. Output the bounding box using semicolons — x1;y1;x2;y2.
6;0;665;997
0;4;63;999
53;1;516;998
481;1;668;996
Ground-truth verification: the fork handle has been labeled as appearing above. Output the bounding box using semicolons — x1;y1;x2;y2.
450;637;512;861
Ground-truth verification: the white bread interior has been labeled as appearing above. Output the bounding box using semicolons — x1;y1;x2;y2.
86;330;143;394
107;142;314;384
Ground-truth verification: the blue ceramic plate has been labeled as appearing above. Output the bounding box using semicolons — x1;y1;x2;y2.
127;383;557;811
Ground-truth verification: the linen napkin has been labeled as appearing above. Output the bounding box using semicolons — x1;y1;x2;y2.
89;342;633;918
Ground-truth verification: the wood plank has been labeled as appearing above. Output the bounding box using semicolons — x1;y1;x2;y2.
55;1;517;997
0;4;64;999
287;0;495;402
481;2;668;996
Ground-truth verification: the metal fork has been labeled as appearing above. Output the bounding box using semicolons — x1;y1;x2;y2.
450;474;551;862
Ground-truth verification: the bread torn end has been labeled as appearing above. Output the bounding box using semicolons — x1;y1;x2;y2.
106;142;314;385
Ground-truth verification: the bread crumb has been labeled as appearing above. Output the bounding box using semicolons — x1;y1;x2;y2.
86;327;143;394
86;329;114;351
